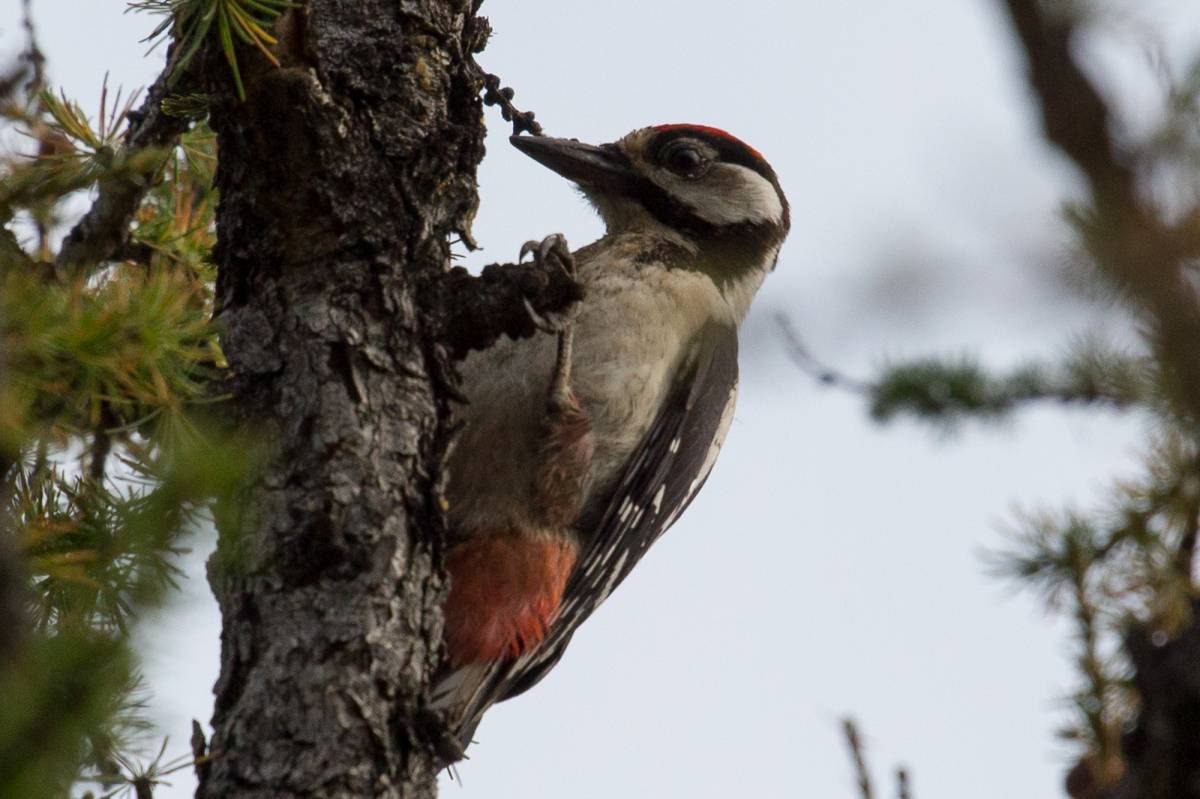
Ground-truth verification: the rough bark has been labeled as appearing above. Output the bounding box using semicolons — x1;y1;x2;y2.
196;1;577;796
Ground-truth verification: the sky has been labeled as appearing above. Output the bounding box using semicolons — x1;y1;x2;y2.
3;1;1199;797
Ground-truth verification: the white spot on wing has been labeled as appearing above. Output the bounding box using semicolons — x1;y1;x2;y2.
651;484;666;514
685;384;739;506
597;550;630;603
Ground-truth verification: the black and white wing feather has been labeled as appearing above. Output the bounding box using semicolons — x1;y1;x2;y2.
443;322;739;745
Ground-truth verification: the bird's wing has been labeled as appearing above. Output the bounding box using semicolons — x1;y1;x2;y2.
443;322;739;746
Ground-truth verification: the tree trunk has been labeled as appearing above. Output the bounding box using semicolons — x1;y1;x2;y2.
198;1;489;796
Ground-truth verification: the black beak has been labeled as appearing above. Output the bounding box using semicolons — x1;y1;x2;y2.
510;135;635;193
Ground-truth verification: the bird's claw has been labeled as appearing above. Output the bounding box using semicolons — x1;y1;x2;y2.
522;297;558;334
522;294;581;335
519;234;576;279
519;234;580;335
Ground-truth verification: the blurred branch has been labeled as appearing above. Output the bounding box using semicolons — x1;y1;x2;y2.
1177;483;1200;586
868;349;1146;427
1001;0;1200;426
87;405;115;484
19;0;45;97
54;52;195;275
0;517;26;665
840;718;915;799
842;718;875;799
779;312;1147;428
776;314;870;394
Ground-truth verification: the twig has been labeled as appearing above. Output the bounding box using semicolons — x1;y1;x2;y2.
1175;463;1200;587
481;72;543;137
133;776;153;799
896;768;912;799
775;313;871;393
190;720;211;787
54;48;195;274
88;405;115;483
842;718;875;799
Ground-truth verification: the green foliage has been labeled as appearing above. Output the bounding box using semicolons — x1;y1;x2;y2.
0;33;249;799
867;341;1156;429
0;634;136;798
987;429;1199;773
131;0;299;100
1;266;216;447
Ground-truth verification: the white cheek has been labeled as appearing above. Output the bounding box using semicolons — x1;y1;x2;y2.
658;164;783;227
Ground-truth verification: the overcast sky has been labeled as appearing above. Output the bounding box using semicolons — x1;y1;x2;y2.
4;1;1199;798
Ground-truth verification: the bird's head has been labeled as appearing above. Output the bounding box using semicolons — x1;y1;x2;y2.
511;125;789;283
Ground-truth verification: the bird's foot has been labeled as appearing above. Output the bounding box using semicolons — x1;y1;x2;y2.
519;234;576;288
519;235;579;409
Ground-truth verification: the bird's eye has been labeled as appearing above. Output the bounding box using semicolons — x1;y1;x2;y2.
663;144;706;177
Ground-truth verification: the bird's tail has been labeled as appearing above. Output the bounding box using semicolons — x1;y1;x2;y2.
427;662;497;758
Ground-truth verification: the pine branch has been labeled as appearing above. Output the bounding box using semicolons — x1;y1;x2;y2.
779;314;1150;429
54;52;196;275
867;352;1146;427
1001;0;1200;426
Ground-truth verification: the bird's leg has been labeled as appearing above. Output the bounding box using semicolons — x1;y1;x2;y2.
519;234;593;528
518;233;578;411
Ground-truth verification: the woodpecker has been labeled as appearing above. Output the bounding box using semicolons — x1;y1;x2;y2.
433;124;789;752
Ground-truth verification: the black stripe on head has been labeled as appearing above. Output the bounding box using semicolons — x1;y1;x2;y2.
611;126;789;277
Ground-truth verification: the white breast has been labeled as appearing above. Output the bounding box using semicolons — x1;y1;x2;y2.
569;237;732;500
446;233;734;533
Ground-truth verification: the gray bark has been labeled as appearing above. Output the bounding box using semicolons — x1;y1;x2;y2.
197;2;577;796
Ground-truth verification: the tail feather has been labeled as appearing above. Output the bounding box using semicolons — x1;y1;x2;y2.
429;662;498;754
